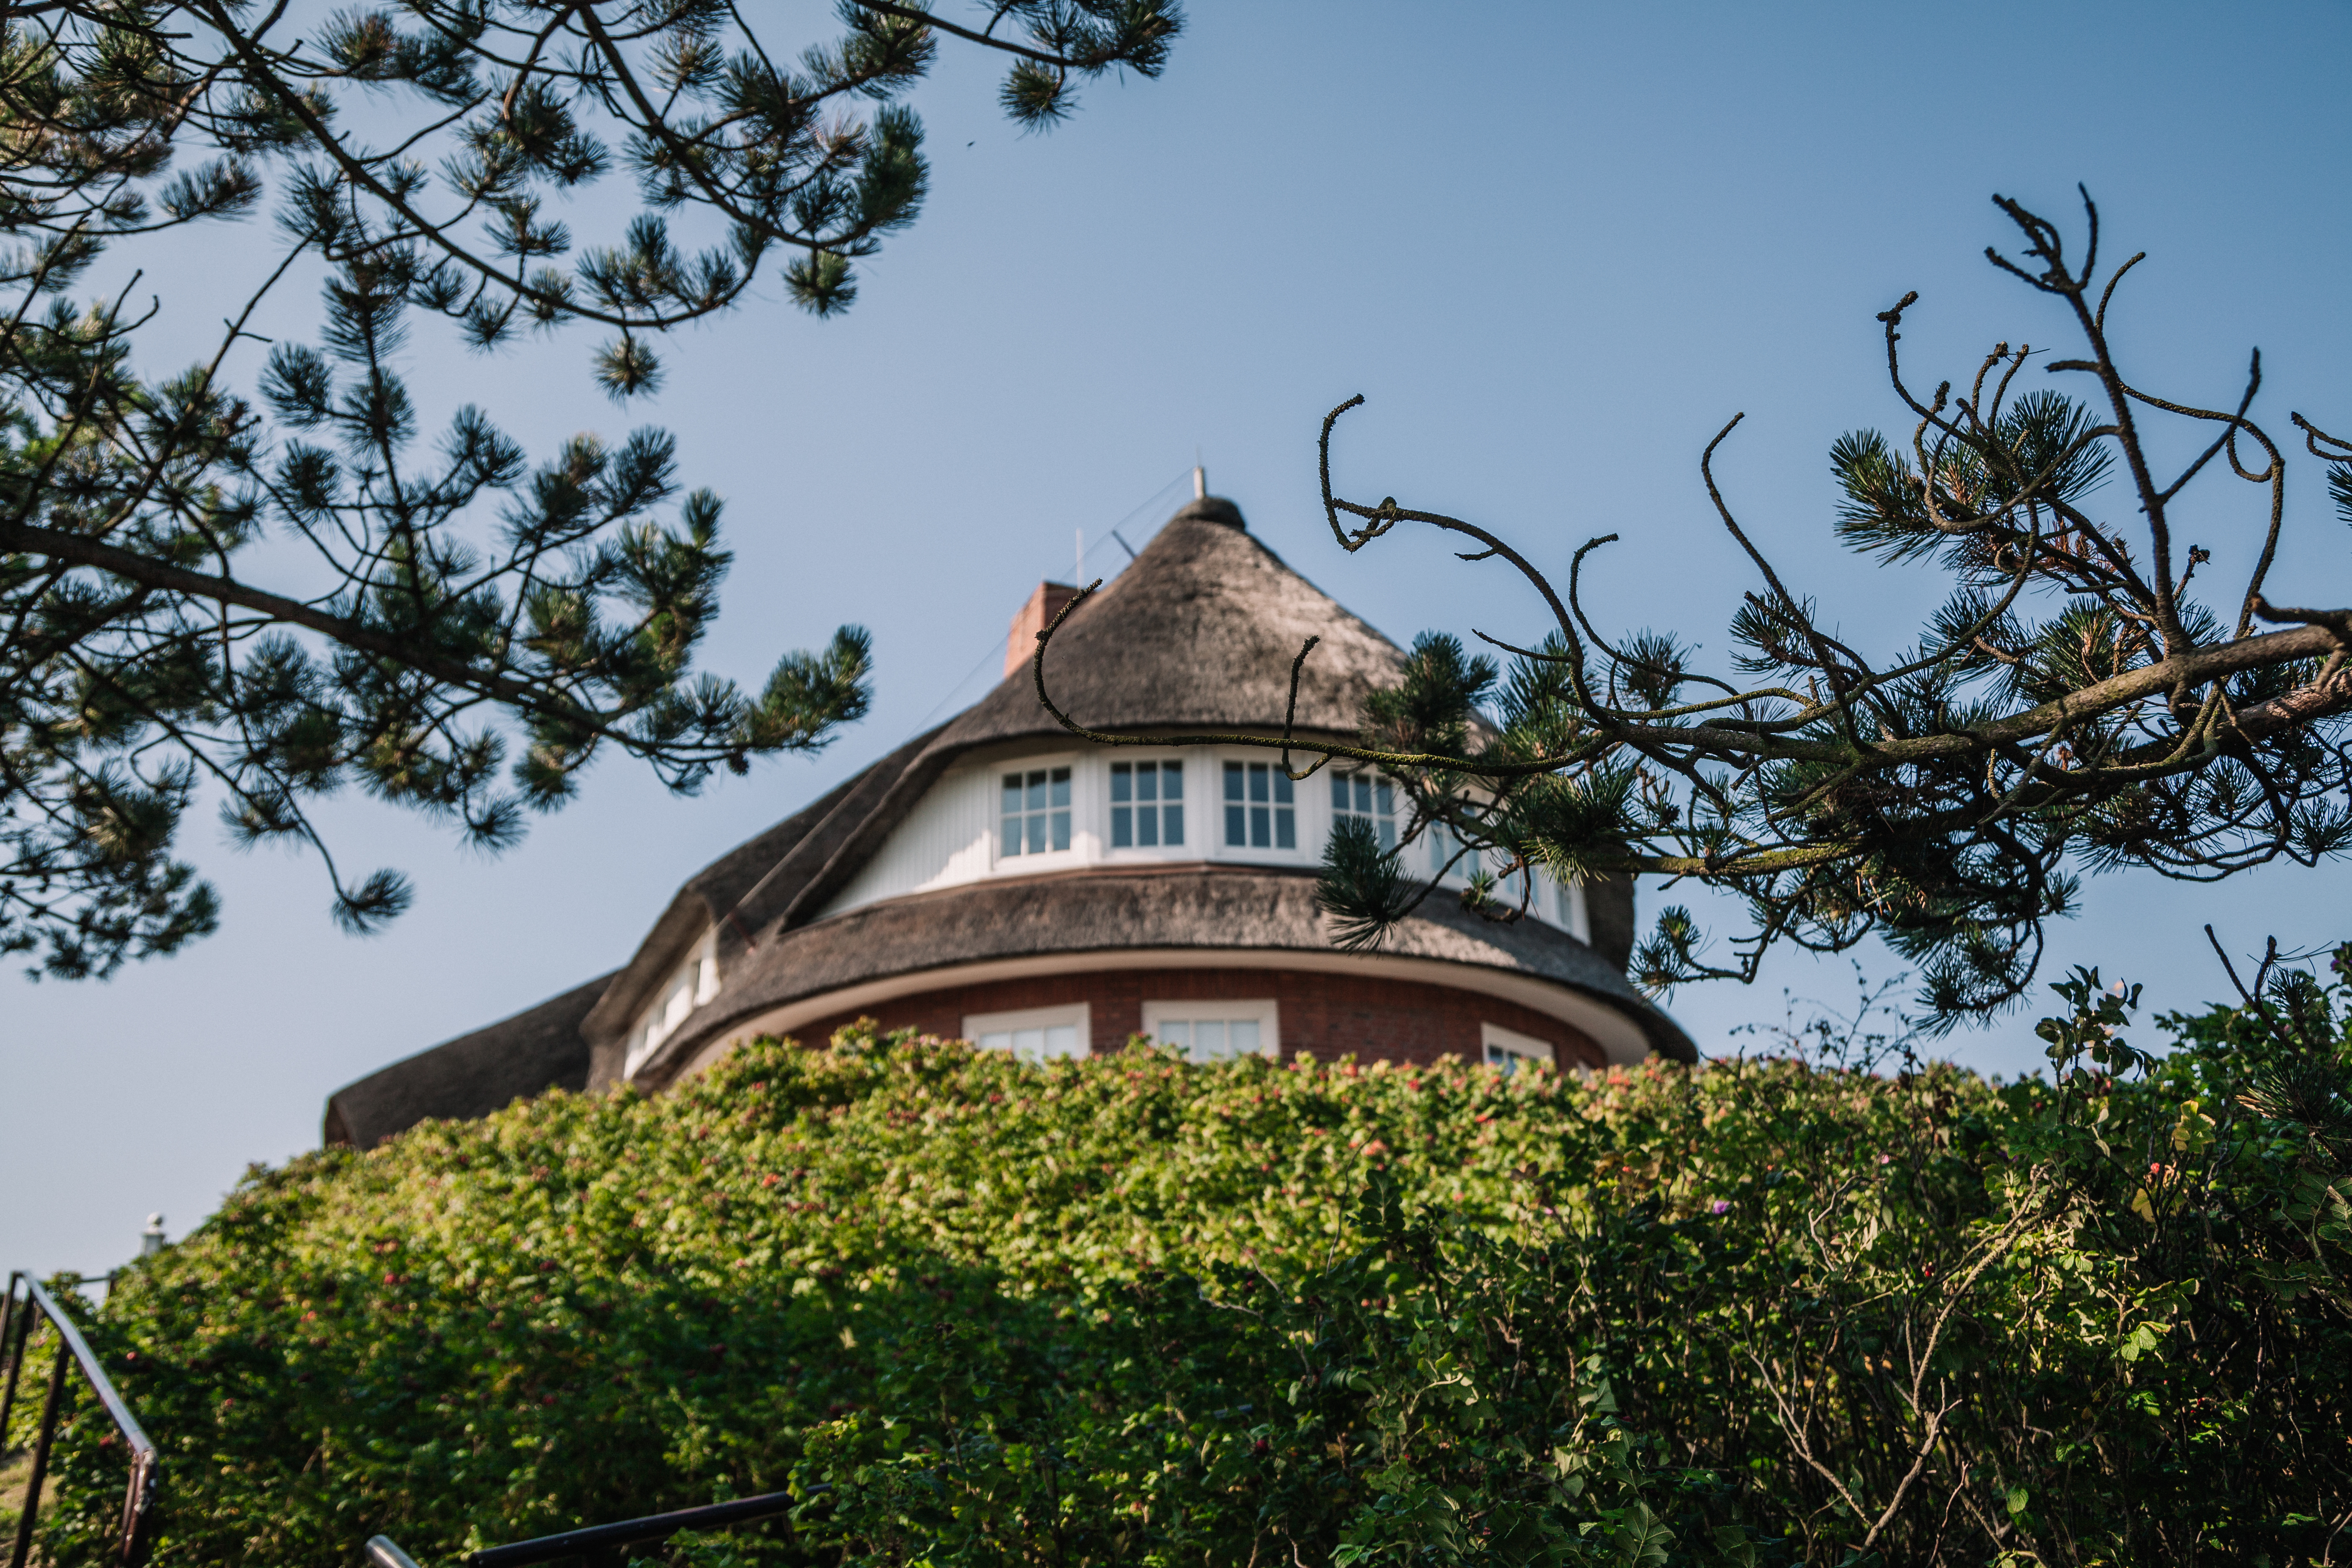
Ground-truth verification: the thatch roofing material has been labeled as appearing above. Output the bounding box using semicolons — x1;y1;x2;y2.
635;866;1695;1084
939;496;1406;750
322;972;612;1148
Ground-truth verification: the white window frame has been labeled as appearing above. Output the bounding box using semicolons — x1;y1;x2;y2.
1105;756;1191;856
993;753;1084;869
964;1002;1091;1061
624;929;720;1078
1481;1021;1557;1076
1328;766;1400;852
1554;874;1592;943
1142;997;1281;1062
1423;818;1594;945
1217;755;1308;860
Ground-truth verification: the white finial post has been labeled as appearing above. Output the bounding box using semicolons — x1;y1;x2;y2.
1192;464;1206;500
142;1214;165;1256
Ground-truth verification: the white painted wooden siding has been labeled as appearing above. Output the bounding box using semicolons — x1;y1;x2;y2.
819;763;996;916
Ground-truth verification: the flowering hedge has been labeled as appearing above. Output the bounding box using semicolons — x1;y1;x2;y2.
21;963;2352;1566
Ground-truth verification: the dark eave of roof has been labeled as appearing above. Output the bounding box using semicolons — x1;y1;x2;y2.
323;970;614;1148
579;723;948;1056
628;866;1697;1085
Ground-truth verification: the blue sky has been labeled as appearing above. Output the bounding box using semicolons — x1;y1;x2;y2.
8;1;2350;1272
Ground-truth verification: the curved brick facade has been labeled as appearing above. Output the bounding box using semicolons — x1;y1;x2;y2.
784;965;1606;1070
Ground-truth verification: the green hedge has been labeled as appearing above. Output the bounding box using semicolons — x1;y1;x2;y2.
26;964;2352;1567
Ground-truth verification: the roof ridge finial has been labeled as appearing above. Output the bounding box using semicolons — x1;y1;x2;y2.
1193;453;1205;500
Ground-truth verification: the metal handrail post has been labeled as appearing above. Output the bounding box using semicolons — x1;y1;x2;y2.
366;1536;426;1568
0;1279;25;1459
7;1334;70;1568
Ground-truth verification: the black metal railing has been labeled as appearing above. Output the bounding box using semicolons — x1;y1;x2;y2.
366;1489;800;1568
0;1271;159;1568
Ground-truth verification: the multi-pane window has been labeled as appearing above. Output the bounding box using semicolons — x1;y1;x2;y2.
1154;1016;1261;1060
1481;1022;1557;1077
1331;769;1398;850
966;1003;1089;1061
624;936;719;1078
1001;766;1072;856
1110;761;1184;848
1223;761;1295;849
1144;999;1279;1063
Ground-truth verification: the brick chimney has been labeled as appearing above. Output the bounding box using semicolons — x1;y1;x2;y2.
1006;581;1081;678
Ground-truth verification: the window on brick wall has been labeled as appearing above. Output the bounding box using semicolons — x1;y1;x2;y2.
1480;1021;1557;1076
1144;998;1280;1062
965;1002;1090;1060
1223;761;1295;850
1110;760;1184;848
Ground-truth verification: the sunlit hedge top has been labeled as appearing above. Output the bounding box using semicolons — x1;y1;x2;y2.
226;1033;1758;1303
61;1034;1863;1565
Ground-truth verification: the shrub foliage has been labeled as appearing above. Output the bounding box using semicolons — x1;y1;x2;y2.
20;967;2352;1566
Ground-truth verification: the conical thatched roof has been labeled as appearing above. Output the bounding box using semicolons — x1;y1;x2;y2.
936;495;1407;748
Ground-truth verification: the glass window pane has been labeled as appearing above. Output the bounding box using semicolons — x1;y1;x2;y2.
1136;766;1156;803
1137;806;1158;846
1332;774;1351;810
1226;804;1246;845
1044;1025;1078;1057
1162;762;1181;799
1158;1021;1191;1048
1378;819;1396;851
1248;763;1269;803
1232;1019;1260;1054
1251;805;1270;847
1197;1021;1227;1059
1050;768;1070;807
981;1032;1012;1052
1274;770;1294;805
1027;771;1046;810
1050;810;1070;851
1224;761;1244;800
1111;763;1132;803
1026;814;1046;855
1275;808;1296;850
1003;775;1023;814
1112;806;1132;848
1354;775;1371;813
1001;817;1019;855
1375;779;1393;817
1163;805;1184;846
1014;1027;1044;1058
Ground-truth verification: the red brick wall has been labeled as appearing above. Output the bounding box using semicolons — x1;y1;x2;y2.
785;967;1604;1070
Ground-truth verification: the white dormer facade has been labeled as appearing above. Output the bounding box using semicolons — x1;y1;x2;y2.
818;743;1591;942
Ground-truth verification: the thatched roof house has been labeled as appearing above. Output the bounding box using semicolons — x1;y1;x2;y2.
325;493;1695;1148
